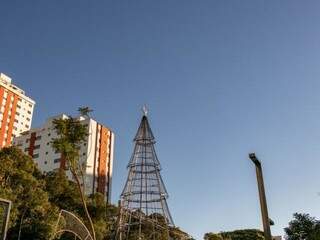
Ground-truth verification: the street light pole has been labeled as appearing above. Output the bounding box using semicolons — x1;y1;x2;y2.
249;153;272;240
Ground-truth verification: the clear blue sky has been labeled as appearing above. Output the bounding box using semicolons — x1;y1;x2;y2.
1;1;320;239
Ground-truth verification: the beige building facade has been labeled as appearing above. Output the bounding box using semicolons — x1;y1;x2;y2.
13;114;114;202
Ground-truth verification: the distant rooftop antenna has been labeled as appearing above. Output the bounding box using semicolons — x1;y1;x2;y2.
142;105;148;116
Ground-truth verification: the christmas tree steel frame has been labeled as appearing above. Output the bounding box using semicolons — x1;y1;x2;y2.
118;111;174;240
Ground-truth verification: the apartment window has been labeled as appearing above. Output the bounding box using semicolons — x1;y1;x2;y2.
48;133;51;137
24;147;29;152
36;136;41;140
26;139;29;143
14;119;18;123
44;161;47;164
46;142;49;146
28;103;32;107
17;105;21;109
54;158;60;163
82;153;86;156
26;117;30;121
45;152;48;155
34;145;40;149
27;111;31;114
25;124;29;128
16;112;20;116
33;154;39;159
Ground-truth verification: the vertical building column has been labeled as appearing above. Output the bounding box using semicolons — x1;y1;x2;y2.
0;92;13;147
105;133;113;202
92;123;99;195
0;88;5;138
0;86;4;104
28;132;36;157
0;87;5;110
97;126;108;194
6;95;18;146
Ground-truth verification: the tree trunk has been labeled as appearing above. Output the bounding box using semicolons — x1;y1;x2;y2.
72;170;96;240
17;208;27;240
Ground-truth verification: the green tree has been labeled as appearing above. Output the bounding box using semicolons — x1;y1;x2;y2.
0;146;58;240
221;229;264;240
44;170;119;240
204;232;223;240
51;110;96;240
170;226;193;240
44;171;82;214
285;213;320;240
204;229;264;240
87;193;118;240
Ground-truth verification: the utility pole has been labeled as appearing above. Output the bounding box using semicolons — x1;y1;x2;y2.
249;153;272;240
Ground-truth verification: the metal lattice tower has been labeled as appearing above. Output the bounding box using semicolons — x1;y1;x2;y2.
118;110;174;240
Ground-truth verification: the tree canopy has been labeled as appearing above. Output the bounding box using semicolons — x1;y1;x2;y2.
0;146;120;239
0;146;58;239
204;229;264;240
285;213;320;240
0;146;189;240
52;111;96;240
44;171;118;240
204;232;223;240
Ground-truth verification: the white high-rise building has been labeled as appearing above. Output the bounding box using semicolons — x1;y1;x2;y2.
0;73;35;148
13;114;114;202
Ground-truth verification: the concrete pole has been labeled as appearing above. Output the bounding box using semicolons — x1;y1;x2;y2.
249;153;272;240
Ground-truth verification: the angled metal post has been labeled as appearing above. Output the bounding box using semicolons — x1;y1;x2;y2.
249;153;272;240
0;198;12;240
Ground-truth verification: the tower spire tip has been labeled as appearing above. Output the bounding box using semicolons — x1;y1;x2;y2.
141;105;148;116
